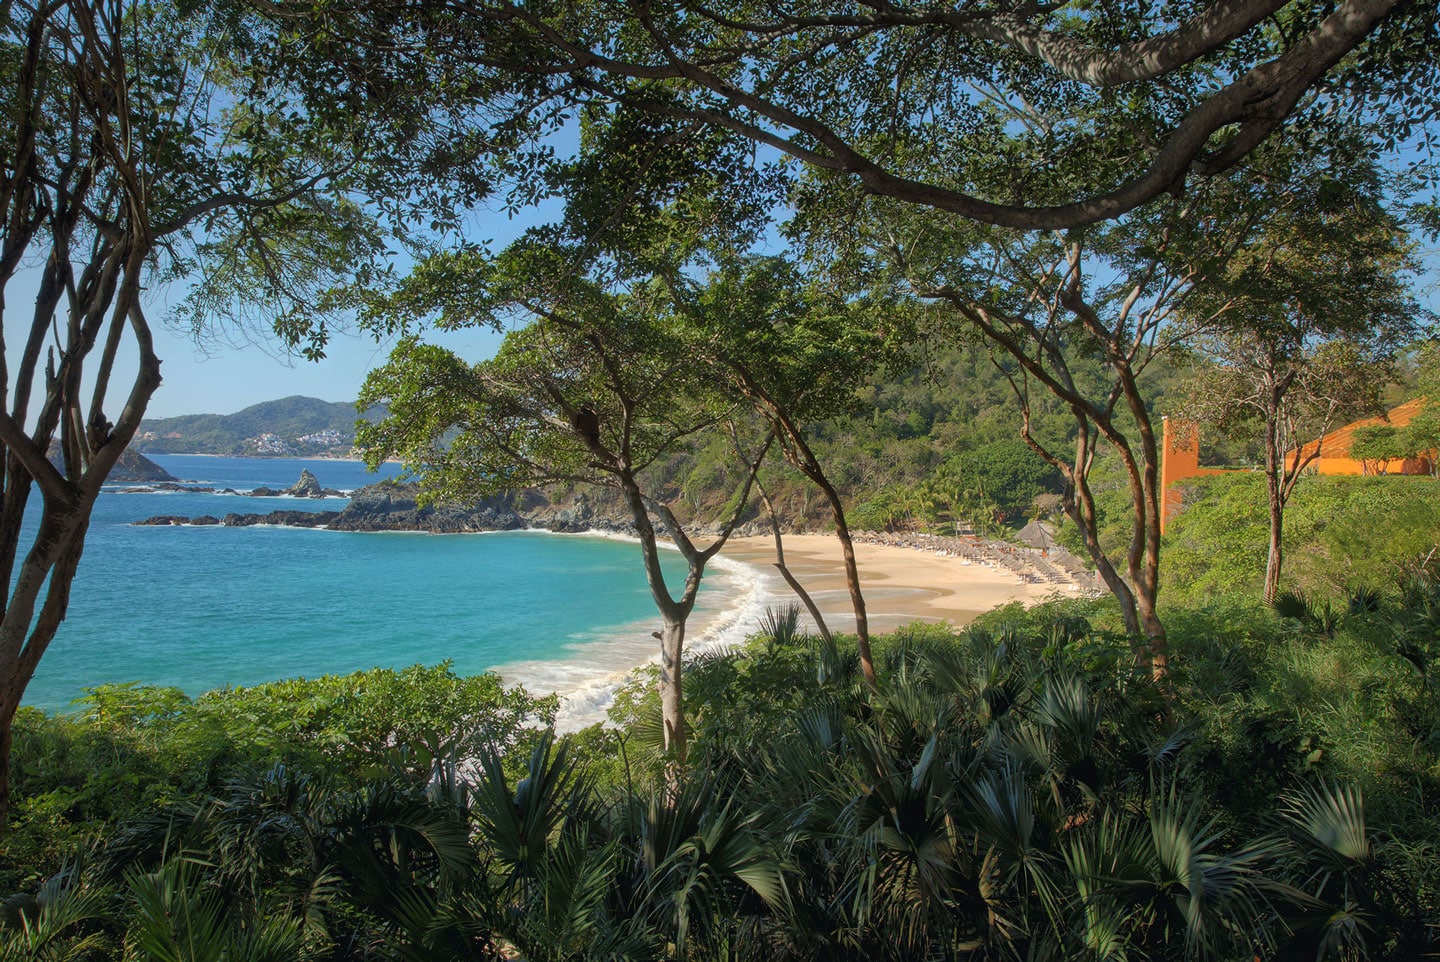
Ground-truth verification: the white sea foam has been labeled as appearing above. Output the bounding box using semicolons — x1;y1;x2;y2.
495;532;789;732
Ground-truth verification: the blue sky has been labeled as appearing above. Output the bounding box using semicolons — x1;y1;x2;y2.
4;206;526;421
3;265;506;422
141;294;506;419
140;200;540;418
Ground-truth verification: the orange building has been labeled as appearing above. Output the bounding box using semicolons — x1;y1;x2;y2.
1287;396;1434;476
1160;400;1436;533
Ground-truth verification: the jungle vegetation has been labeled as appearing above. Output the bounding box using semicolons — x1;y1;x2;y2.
5;558;1440;959
2;0;1439;957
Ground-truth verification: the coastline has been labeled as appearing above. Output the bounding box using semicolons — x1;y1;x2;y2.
139;450;402;464
501;529;1083;731
121;458;1087;728
718;533;1077;633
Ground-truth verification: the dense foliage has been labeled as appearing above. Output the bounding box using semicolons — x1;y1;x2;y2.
1110;473;1440;608
3;665;554;894
5;569;1439;959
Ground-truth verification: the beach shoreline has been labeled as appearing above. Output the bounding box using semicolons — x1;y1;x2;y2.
506;529;1087;730
717;533;1081;634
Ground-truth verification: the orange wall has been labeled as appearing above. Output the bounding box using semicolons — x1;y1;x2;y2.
1306;455;1432;476
1289;397;1435;477
1160;417;1233;534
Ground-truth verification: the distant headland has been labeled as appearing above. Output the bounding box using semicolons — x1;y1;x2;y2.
136;395;386;459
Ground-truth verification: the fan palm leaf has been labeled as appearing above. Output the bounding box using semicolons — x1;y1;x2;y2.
0;871;113;962
472;730;590;881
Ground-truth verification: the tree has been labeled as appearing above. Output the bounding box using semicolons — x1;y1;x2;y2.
0;0;399;829
281;0;1433;232
1350;424;1405;474
964;439;1063;522
788;125;1425;669
800;172;1294;672
1400;409;1440;478
356;246;770;764
661;255;909;690
1398;343;1440;478
1177;149;1420;602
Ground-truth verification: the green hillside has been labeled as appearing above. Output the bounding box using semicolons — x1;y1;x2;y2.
137;396;387;456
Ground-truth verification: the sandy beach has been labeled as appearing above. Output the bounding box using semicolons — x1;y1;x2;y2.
512;529;1088;729
719;533;1076;634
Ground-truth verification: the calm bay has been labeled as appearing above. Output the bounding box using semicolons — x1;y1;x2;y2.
22;455;759;716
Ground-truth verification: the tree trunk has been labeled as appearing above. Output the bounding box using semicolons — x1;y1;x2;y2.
658;617;686;764
1066;492;1142;636
772;564;832;644
727;372;875;688
0;506;89;833
829;503;876;689
1136;590;1168;680
789;448;873;685
758;478;832;642
1265;472;1285;603
1064;423;1143;636
1263;402;1285;603
1130;392;1168;678
615;477;697;767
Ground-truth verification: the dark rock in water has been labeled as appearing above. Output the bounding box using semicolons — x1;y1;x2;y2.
132;480;641;535
221;511;337;528
135;515;191;526
327;482;524;532
287;469;323;497
191;515;221;525
110;449;177;482
284;469;343;497
242;471;344;499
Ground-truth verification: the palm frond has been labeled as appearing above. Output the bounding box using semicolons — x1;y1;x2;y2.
1281;780;1369;864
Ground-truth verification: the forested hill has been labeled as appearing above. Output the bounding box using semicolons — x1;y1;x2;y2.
129;341;1174;516
137;396;387;457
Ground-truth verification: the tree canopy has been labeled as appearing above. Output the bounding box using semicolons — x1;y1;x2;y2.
0;0;485;827
270;0;1438;231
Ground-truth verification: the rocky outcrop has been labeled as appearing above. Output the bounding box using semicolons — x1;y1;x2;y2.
221;510;340;527
524;492;611;533
114;449;179;482
326;484;526;533
46;442;178;483
287;469;324;497
136;482;520;533
134;481;762;536
244;469;344;499
135;511;338;527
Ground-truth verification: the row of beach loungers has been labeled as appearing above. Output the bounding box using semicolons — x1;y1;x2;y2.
853;530;1101;591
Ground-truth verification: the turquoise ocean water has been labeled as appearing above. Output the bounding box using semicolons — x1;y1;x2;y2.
22;455;764;720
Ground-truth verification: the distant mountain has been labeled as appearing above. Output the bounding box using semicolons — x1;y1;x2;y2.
137;396;387;456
